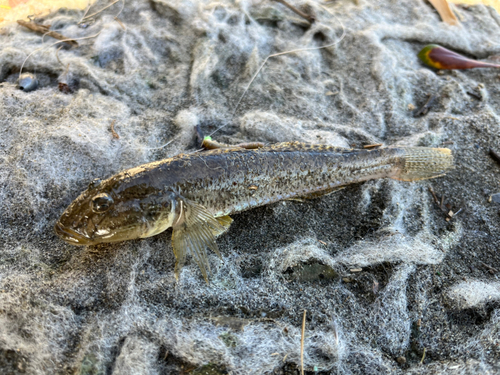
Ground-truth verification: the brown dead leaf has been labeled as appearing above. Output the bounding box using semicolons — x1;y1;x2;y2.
428;0;460;25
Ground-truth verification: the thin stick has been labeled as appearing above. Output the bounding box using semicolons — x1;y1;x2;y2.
110;120;120;139
78;1;93;24
489;148;500;166
301;309;306;375
420;347;426;365
17;20;77;46
62;63;70;78
19;32;101;78
413;94;436;117
115;18;126;30
273;0;315;24
428;187;439;205
115;0;127;30
479;261;499;273
55;46;64;66
208;7;346;137
363;143;382;149
81;0;120;21
114;0;126;20
141;134;180;151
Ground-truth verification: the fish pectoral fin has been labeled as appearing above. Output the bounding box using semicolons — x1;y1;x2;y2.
172;199;225;283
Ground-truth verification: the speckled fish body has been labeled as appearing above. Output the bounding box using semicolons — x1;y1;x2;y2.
55;142;453;282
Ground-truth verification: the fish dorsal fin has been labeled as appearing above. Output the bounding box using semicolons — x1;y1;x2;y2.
171;198;229;283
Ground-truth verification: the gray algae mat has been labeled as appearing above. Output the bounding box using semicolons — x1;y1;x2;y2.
1;0;500;373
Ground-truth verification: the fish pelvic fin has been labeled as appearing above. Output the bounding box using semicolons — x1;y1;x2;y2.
214;215;233;236
393;147;453;181
171;198;226;283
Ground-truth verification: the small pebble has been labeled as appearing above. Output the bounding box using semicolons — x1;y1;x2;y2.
490;193;500;203
18;73;39;92
397;356;406;365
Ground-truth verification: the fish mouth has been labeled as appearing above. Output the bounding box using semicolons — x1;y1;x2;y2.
54;222;93;246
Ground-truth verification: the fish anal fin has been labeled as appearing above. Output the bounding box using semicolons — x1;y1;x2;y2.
172;198;225;283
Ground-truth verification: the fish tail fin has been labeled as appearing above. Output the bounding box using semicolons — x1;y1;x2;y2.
392;147;453;181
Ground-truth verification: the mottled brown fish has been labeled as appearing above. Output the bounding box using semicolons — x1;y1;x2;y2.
55;142;453;282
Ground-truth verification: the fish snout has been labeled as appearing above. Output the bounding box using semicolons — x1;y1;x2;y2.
54;221;92;246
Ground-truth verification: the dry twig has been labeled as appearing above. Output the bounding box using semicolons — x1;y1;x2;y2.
19;32;101;78
428;187;439;205
413;94;437;117
78;1;93;23
81;0;121;21
489;148;500;166
301;309;306;375
273;0;315;24
479;261;498;274
363;143;382;149
114;0;126;20
17;20;78;46
110;120;120;139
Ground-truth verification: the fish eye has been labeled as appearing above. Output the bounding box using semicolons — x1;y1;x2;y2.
91;193;114;213
88;178;102;190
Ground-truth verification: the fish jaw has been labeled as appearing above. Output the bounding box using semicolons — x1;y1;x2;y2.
54;220;95;246
54;215;153;246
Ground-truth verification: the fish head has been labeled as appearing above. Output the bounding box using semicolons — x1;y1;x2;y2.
55;175;178;246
